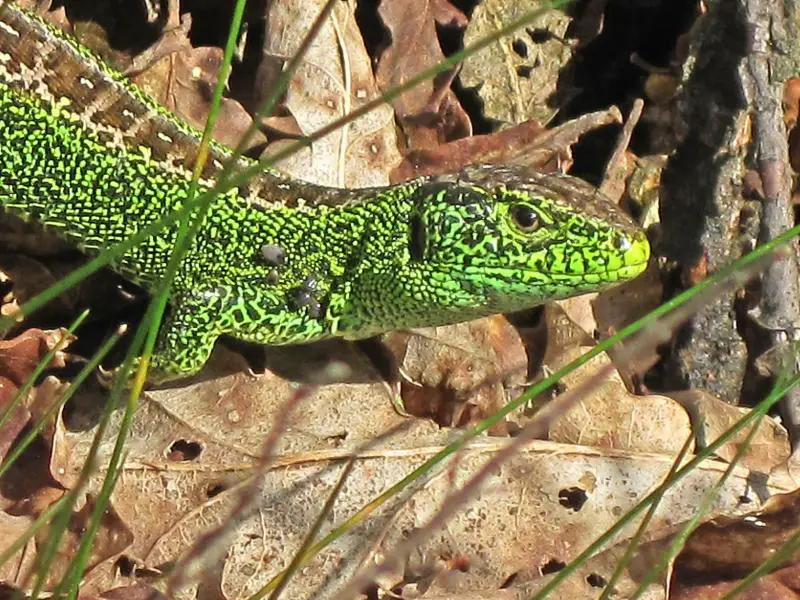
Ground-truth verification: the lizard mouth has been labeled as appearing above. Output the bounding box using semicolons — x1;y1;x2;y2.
456;232;650;287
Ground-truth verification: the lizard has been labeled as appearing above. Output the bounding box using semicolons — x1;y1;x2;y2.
0;1;650;382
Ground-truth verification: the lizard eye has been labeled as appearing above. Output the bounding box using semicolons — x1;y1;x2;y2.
510;204;540;233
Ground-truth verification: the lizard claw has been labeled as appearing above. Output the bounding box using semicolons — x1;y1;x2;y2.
96;363;124;389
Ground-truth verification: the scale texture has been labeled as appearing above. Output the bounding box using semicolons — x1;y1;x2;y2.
0;2;650;379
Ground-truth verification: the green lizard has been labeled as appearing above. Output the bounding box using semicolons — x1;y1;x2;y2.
0;2;650;381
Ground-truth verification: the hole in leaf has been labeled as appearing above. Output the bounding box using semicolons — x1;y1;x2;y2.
115;555;135;577
541;559;566;574
527;27;553;44
587;573;607;588
500;572;519;588
206;482;227;497
516;65;534;78
558;486;588;511
511;38;528;58
167;439;203;461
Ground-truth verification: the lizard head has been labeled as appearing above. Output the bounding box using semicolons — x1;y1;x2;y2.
392;164;650;318
332;164;650;339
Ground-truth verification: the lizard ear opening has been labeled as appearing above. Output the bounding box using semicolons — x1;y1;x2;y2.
409;213;427;262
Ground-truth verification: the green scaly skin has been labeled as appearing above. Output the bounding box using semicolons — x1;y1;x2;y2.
0;2;650;381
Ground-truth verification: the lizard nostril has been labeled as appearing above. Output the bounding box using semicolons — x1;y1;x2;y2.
614;233;632;252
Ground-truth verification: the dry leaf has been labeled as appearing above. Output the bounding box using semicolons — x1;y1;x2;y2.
542;345;692;454
31;495;133;590
672;489;800;593
0;511;36;586
0;329;70;388
668;389;791;474
259;0;401;187
460;0;573;125
391;107;622;181
376;0;470;149
387;316;528;429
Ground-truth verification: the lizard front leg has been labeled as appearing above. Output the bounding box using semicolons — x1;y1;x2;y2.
148;288;228;383
148;283;324;382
